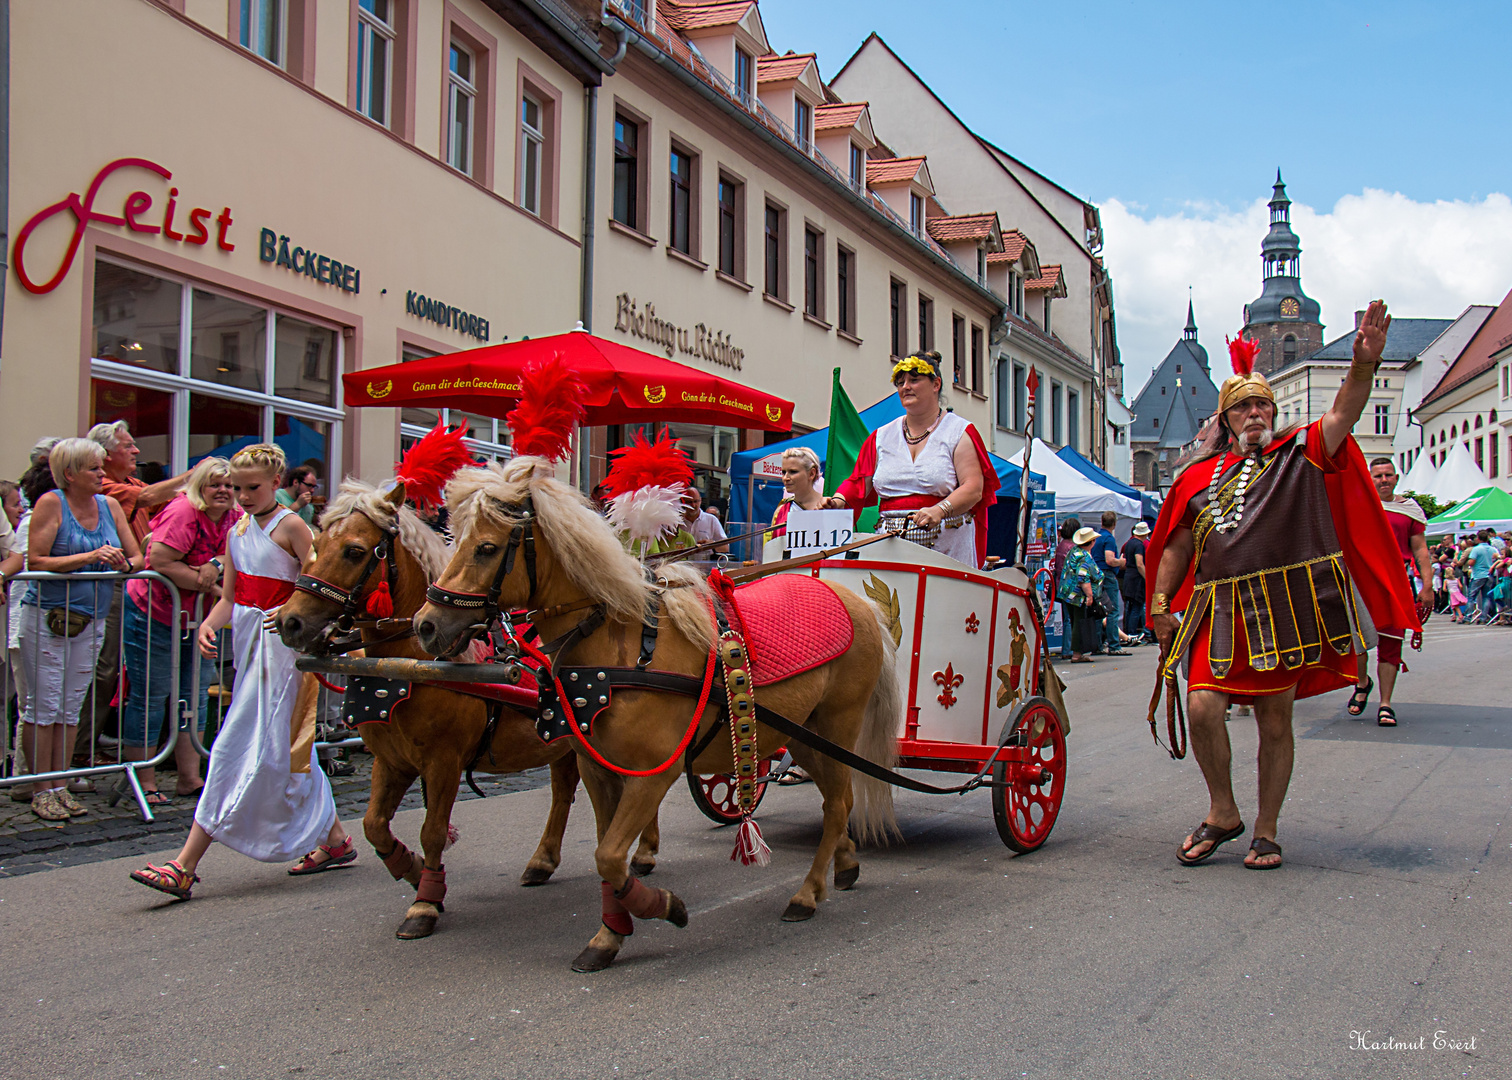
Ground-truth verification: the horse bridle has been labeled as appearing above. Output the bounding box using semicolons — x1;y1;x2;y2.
425;493;538;625
292;511;401;630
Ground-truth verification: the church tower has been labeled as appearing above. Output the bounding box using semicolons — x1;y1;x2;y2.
1241;171;1324;376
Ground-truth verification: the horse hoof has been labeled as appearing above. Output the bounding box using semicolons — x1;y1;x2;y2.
665;893;688;929
834;865;860;890
396;914;438;939
630;859;656;877
781;902;817;922
571;946;619;973
519;866;554;887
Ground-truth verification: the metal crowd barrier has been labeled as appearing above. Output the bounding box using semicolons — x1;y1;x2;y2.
2;569;365;825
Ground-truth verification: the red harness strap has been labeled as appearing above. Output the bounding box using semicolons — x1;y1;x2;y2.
600;881;633;936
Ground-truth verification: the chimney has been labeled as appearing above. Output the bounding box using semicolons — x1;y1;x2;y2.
1354;310;1365;330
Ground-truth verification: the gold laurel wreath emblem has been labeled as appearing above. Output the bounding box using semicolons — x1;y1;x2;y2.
368;379;393;400
643;384;667;404
765;404;782;422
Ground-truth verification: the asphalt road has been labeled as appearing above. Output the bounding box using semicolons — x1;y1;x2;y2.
1;626;1507;1080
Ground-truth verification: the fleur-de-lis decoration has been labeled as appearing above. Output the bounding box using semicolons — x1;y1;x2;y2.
933;663;964;709
965;612;980;634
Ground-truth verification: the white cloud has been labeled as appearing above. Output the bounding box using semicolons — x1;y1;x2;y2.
1103;189;1512;399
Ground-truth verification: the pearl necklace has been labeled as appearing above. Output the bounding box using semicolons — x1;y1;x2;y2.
1207;451;1259;533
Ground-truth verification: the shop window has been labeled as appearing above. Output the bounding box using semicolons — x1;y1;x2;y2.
836;245;855;335
971;325;984;392
717;174;743;279
763;201;786;299
447;43;476;174
669;146;697;256
90;257;342;482
916;295;933;352
93;263;182;374
889;279;906;358
613;111;645;232
951;314;965;385
804;227;823;318
1067;389;1079;450
356;0;395;125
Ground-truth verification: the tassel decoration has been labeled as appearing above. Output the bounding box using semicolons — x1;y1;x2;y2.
602;428;693;496
730;815;772;867
506;352;587;462
445;823;460;851
365;577;394;618
395;421;474;509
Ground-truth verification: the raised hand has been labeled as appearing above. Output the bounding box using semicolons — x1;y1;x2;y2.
1353;299;1391;369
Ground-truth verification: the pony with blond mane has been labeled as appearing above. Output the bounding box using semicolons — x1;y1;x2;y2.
417;455;901;972
276;476;662;940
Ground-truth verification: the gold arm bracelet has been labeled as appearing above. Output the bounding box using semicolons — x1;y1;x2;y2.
1151;593;1171;615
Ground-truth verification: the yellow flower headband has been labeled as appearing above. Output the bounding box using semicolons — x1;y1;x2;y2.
891;355;941;383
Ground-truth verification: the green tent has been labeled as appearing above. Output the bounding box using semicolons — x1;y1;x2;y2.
1425;485;1512;536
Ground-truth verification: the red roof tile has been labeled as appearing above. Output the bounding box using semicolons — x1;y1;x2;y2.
1025;264;1062;291
757;52;817;83
925;212;999;244
814;102;866;132
866;156;926;185
661;1;754;32
1420;283;1512;408
986;230;1030;264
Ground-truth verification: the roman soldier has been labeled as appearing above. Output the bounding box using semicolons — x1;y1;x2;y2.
1145;300;1420;870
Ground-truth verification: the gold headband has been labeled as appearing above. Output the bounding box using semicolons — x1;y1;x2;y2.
1218;372;1275;415
891;356;940;382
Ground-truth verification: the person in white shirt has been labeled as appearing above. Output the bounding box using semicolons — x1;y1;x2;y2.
682;488;727;553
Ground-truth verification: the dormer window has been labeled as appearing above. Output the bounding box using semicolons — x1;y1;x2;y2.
735;48;753;100
910;193;923;234
794;99;811;148
849;143;864;189
976;247;985;284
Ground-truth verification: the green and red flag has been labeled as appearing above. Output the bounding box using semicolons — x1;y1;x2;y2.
824;367;879;532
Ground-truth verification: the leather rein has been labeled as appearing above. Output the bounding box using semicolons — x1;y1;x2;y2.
291;511;413;653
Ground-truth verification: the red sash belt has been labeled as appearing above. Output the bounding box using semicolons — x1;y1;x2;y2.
236;572;295;610
878;494;941;512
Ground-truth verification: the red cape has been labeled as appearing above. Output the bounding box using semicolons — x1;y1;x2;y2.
838;421;1000;565
1145;425;1422;637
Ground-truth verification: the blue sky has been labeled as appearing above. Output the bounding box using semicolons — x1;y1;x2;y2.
759;1;1512;390
761;0;1510;212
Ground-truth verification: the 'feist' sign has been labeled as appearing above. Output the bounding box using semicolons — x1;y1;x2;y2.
13;157;235;294
259;228;361;294
406;291;489;341
614;293;743;370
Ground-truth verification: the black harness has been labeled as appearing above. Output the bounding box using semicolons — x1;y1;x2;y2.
292;512;401;632
424;494;538;626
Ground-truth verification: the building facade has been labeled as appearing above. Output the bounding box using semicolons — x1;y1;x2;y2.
1415;285;1512;488
1240;173;1324;377
4;0;605;487
1127;303;1219;490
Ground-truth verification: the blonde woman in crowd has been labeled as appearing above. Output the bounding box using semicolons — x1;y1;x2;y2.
131;444;352;901
17;439;142;821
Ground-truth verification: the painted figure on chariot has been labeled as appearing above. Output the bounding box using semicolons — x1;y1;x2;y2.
826;351;1000;568
1146;301;1421;872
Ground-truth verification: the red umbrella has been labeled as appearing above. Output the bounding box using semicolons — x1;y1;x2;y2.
343;331;793;431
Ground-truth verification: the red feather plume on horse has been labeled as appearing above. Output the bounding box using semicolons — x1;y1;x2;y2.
602;428;693;497
506;352;587;463
395;421;474;510
1226;333;1261;376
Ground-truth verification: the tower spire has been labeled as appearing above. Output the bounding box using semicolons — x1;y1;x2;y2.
1183;297;1197;340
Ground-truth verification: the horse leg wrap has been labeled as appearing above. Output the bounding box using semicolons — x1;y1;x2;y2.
600;881;634;936
416;866;447;906
614;876;669;921
379;841;417;881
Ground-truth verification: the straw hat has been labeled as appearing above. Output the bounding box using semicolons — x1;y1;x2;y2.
1072;526;1098;546
1132;521;1151;537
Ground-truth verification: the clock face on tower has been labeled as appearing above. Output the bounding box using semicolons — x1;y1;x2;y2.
1279;298;1300;319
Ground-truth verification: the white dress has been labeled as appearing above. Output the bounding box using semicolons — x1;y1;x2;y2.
872;411;977;566
194;508;336;861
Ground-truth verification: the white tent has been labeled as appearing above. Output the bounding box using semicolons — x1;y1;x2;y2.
1397;450;1438;497
1424;442;1490;503
1008;439;1141;537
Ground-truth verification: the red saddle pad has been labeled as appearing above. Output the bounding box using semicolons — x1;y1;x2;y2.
726;574;854;686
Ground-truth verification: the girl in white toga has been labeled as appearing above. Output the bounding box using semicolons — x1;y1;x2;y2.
131;444;354;901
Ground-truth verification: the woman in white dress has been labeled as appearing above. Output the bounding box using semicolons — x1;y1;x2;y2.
131;445;353;901
827;352;999;567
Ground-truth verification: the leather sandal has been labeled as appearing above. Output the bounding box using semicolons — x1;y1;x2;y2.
1377;705;1397;727
1246;837;1283;870
131;859;199;900
289;836;358;876
1347;677;1373;717
1176;820;1245;866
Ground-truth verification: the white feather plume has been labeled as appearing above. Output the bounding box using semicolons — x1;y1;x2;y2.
607;484;687;545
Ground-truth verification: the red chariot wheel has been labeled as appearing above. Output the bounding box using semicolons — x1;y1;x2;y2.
686;755;774;826
992;697;1066;853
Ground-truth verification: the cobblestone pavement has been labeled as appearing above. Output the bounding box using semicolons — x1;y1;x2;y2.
0;747;551;877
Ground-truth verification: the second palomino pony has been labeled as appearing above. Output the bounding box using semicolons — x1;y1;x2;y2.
414;455;902;972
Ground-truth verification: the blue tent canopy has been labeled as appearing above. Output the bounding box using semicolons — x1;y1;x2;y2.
1055;444;1161;519
728;395;1043;557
